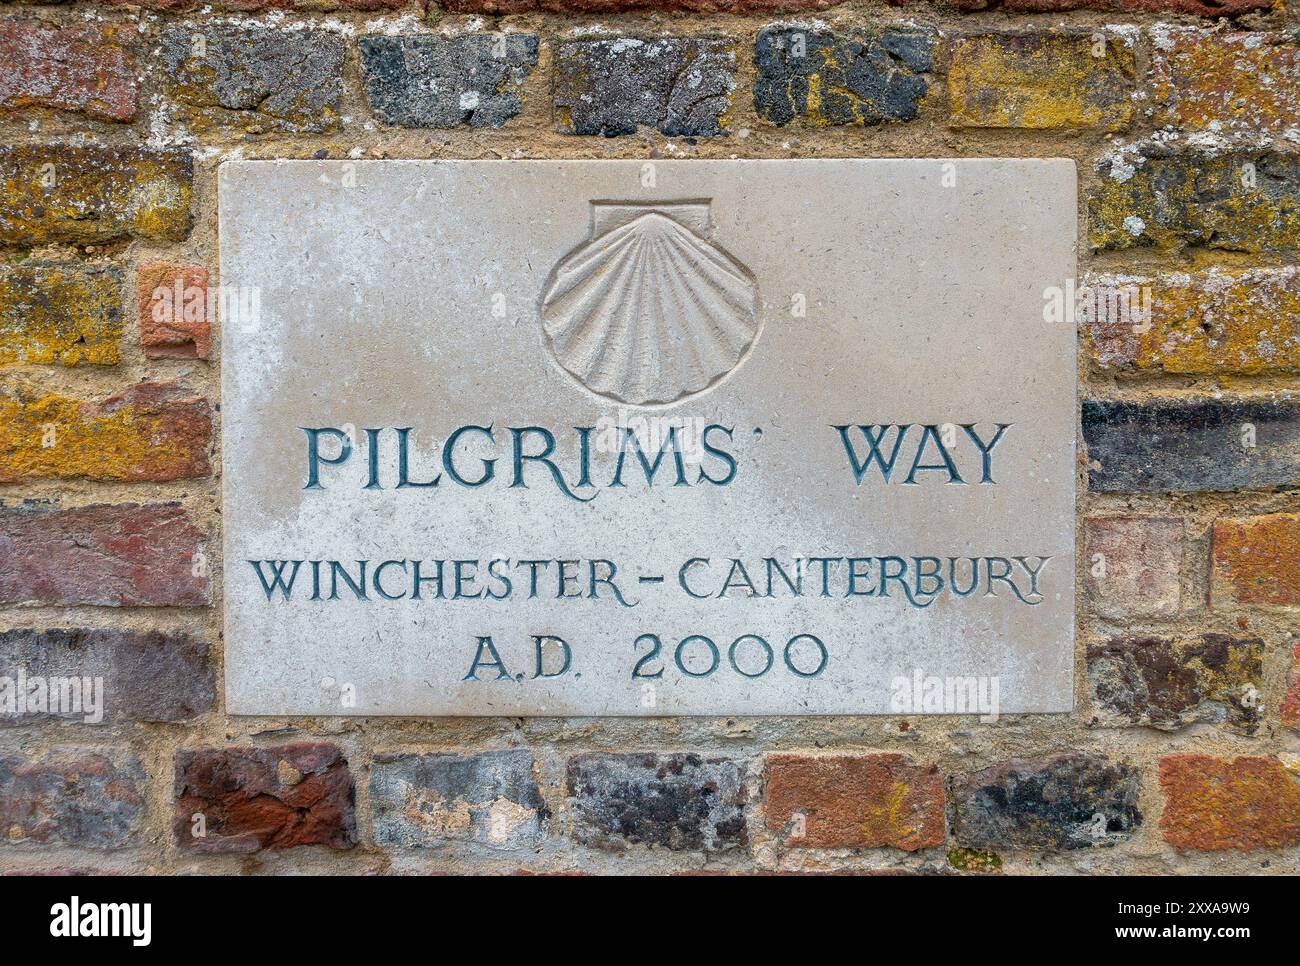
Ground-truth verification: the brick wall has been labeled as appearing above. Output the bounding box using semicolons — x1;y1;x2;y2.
0;0;1296;875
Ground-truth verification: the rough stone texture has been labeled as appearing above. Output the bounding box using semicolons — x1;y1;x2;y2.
1083;516;1182;618
1087;633;1262;732
1283;644;1300;734
764;753;944;850
1090;148;1300;254
0;628;214;725
1210;513;1300;608
174;743;357;853
948;32;1136;130
1152;30;1298;136
359;33;538;129
0;145;192;247
1085;268;1300;376
0;503;210;608
0;752;143;848
566;753;746;852
136;262;211;360
0;382;212;483
158;24;346;134
0;20;137;121
371;750;547;849
1082;399;1300;493
553;38;735;137
103;0;403;8
1159;755;1300;851
754;26;932;127
947;752;1142;849
0;263;123;367
449;0;837;9
954;0;1269;10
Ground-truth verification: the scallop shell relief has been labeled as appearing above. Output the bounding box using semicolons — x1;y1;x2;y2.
540;201;760;406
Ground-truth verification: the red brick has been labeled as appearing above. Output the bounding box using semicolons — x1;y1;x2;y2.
0;503;210;608
0;20;137;122
0;752;143;848
0;382;212;482
1159;755;1300;851
764;753;944;851
1211;513;1300;608
136;262;211;360
174;743;357;853
1084;516;1182;618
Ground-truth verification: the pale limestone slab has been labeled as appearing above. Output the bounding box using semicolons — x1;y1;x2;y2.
220;159;1077;716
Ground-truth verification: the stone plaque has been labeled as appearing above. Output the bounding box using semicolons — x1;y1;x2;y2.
221;160;1077;716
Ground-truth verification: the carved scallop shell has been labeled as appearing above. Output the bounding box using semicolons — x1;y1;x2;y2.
540;204;759;405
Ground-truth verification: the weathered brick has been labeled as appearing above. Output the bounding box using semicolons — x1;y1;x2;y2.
554;38;735;137
136;262;210;360
1086;268;1300;376
0;752;143;848
0;20;137;122
1211;513;1300;608
0;629;214;725
1087;633;1262;732
174;743;356;853
447;0;836;10
371;750;547;849
1082;399;1300;493
0;145;192;247
1153;30;1298;136
1283;644;1300;733
953;0;1271;12
115;0;403;7
947;752;1141;849
1084;516;1182;617
1090;148;1300;253
0;382;211;483
158;24;346;134
360;34;538;129
566;753;746;852
948;32;1136;130
754;26;932;127
0;503;209;608
1159;754;1300;851
0;263;123;367
764;753;944;850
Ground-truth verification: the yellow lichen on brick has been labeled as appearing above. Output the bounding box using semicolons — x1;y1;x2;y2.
1087;268;1300;375
0;146;192;247
0;264;123;366
948;33;1136;130
1153;30;1299;135
0;383;211;483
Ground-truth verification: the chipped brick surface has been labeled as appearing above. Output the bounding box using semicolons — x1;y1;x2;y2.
0;263;123;367
174;744;357;853
0;20;137;121
1159;755;1300;851
360;34;538;129
0;752;144;848
554;37;735;137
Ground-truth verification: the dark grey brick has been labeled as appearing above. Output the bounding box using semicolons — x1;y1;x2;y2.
371;750;546;849
0;628;214;726
947;752;1142;850
1082;398;1300;493
554;37;735;137
754;26;933;126
566;753;746;852
159;24;346;134
359;33;538;129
